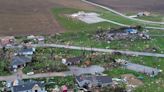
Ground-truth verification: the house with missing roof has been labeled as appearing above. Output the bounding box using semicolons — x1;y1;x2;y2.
62;56;83;66
75;75;112;89
8;80;47;92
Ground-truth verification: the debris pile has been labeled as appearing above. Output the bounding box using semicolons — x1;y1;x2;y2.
121;74;144;92
95;26;150;41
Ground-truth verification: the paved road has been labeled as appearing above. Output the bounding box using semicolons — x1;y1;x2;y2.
145;26;164;30
1;44;164;58
105;19;129;27
1;43;164;81
82;0;164;30
105;19;164;30
82;0;164;25
0;70;70;81
31;44;164;58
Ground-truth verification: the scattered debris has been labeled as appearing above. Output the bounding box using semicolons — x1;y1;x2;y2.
129;11;150;18
62;56;83;66
137;11;150;17
26;35;45;44
94;26;150;41
0;36;15;46
121;74;143;87
121;74;144;92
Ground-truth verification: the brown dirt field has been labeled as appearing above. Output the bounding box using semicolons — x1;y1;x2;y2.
50;0;97;11
88;0;164;15
0;0;97;36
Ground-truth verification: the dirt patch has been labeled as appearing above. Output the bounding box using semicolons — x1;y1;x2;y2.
0;0;65;36
88;0;164;15
121;74;143;86
50;0;97;11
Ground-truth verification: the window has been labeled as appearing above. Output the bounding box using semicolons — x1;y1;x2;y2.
35;90;38;92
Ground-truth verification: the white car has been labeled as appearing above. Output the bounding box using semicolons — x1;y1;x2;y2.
26;72;34;76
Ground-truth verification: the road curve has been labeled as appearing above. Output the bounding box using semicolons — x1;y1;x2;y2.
82;0;164;25
31;44;164;58
82;0;164;30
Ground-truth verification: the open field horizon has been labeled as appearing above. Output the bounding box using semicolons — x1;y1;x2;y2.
88;0;164;15
0;0;163;36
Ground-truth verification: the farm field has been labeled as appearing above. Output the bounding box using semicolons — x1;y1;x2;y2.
0;0;163;36
87;0;164;15
0;0;98;36
0;0;64;36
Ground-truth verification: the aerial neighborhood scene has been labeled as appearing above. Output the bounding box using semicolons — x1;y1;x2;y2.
0;0;164;92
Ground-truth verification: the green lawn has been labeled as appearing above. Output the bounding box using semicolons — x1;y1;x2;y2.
99;9;164;28
47;8;164;53
137;15;164;22
103;54;164;92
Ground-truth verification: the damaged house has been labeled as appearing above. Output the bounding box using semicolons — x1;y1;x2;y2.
76;75;113;89
95;26;150;41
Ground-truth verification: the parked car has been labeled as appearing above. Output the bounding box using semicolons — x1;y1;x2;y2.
26;72;34;76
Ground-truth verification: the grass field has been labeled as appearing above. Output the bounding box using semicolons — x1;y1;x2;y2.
137;15;164;22
46;8;164;53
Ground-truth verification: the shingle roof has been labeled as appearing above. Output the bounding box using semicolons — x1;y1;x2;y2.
11;56;32;66
18;48;34;54
13;81;45;92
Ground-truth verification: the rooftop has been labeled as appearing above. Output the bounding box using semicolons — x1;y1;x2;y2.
11;56;32;66
12;80;45;92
